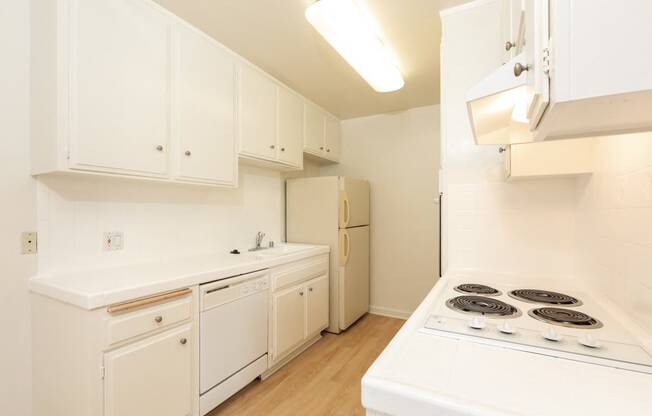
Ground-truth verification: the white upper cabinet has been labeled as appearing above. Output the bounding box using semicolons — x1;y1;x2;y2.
470;0;652;144
239;65;310;170
304;104;326;155
173;25;237;186
31;0;240;187
277;88;304;168
70;0;171;176
324;115;342;162
303;103;341;163
239;65;278;161
533;0;652;140
31;0;340;182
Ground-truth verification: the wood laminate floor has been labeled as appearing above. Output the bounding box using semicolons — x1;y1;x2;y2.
208;314;405;416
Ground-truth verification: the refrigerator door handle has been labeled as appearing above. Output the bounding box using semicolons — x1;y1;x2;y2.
341;191;351;227
340;230;351;266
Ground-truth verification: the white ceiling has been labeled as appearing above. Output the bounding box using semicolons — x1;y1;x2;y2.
154;0;467;119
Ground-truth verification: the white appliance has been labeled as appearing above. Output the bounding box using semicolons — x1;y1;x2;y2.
421;279;652;373
199;270;270;415
286;176;370;333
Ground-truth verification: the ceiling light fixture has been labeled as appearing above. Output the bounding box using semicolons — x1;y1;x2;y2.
305;0;405;93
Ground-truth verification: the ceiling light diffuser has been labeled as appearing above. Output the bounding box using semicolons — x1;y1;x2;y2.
305;0;405;93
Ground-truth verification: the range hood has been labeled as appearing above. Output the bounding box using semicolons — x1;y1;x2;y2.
466;52;536;145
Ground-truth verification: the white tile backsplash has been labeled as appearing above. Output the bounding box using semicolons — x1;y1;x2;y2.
576;132;652;333
36;166;284;274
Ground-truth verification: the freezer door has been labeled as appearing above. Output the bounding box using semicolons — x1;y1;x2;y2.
339;177;370;228
338;226;370;330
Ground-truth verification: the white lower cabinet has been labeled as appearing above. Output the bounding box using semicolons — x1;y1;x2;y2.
104;324;193;416
269;255;330;367
273;285;307;360
306;274;329;338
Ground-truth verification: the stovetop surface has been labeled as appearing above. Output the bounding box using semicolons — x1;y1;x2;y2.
422;278;652;373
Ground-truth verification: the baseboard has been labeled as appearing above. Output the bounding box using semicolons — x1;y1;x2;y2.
369;305;411;320
261;333;322;380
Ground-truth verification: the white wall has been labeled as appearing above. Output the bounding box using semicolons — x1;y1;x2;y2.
575;132;652;334
37;167;284;274
321;105;440;318
0;1;35;414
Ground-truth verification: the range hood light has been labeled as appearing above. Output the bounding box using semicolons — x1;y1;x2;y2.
511;86;530;124
305;0;404;93
466;52;535;144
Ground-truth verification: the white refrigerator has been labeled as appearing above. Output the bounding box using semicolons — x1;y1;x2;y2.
286;176;370;333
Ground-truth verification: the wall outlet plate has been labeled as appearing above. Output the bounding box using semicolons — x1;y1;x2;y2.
21;232;37;255
103;232;124;251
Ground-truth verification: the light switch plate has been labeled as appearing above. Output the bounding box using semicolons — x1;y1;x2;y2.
103;232;124;251
21;232;37;255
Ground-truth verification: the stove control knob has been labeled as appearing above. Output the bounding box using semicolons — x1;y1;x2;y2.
543;328;562;342
469;316;486;330
498;322;516;334
579;334;601;349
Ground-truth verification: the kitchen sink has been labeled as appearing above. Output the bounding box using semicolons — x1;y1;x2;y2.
253;244;311;259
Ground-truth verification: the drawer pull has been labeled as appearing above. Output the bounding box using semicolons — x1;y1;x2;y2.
154;316;163;323
180;338;188;345
107;288;192;314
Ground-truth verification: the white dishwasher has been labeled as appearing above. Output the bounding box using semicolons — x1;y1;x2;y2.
199;269;269;415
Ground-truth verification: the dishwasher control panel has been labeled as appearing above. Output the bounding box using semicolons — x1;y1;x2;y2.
201;272;270;312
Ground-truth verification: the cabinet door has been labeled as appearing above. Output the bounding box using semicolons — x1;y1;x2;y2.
104;324;192;416
277;88;304;167
239;65;278;160
306;274;329;338
70;0;170;176
324;115;341;162
304;104;325;155
174;26;237;186
272;285;306;361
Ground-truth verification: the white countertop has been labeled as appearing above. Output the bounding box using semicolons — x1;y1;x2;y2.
29;244;329;310
362;271;652;416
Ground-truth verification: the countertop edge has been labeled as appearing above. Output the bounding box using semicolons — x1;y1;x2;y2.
29;245;330;310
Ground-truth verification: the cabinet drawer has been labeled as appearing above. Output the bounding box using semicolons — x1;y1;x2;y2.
107;292;192;345
271;254;329;292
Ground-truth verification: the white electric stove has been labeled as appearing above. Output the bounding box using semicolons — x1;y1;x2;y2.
420;279;652;374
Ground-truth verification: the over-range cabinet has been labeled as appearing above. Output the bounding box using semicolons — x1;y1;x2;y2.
286;176;370;333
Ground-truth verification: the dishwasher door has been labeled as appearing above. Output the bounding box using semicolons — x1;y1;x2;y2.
200;270;269;394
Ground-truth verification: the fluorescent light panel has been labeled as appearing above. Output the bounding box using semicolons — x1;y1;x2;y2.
305;0;404;93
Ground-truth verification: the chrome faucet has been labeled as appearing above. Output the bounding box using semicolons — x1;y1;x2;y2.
249;231;266;251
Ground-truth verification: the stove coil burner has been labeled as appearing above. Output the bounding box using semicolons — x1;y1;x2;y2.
509;289;582;306
454;283;501;296
446;296;521;318
528;307;602;329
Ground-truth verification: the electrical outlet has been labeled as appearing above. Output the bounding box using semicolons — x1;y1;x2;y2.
21;232;38;255
103;232;124;251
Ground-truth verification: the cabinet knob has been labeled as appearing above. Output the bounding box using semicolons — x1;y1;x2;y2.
184;150;191;156
308;287;313;292
498;147;507;154
156;145;164;152
326;149;331;153
154;316;163;323
179;338;187;345
514;62;530;77
270;145;276;149
505;41;515;51
299;291;304;296
281;147;285;152
319;147;324;150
